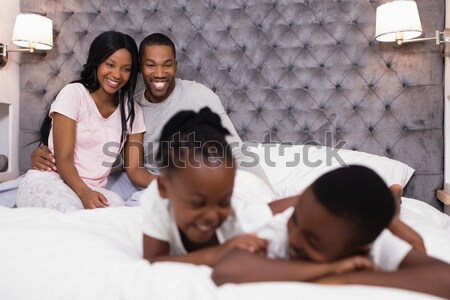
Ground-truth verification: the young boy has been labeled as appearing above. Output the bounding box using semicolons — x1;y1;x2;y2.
212;165;450;298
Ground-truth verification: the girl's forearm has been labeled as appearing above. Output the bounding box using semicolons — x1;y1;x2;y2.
149;245;225;266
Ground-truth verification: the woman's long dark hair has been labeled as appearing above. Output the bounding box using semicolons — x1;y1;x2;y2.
39;31;139;146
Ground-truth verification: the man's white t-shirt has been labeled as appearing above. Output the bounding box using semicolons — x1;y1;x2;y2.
135;78;270;186
258;207;413;271
141;170;275;255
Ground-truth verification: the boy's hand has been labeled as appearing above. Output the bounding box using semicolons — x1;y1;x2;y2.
31;145;57;171
332;255;377;275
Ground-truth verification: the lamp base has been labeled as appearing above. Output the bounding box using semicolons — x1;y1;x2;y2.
441;29;450;57
0;43;7;68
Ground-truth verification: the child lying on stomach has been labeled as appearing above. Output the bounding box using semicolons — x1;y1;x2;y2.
212;165;450;299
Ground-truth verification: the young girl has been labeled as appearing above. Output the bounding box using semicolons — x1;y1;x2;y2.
141;107;276;266
16;31;147;212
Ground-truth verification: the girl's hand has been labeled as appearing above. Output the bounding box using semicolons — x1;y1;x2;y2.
223;235;268;255
331;255;377;275
79;188;109;209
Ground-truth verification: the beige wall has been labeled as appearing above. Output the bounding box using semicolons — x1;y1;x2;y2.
0;0;20;181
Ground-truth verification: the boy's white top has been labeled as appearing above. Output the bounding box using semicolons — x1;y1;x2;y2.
258;207;413;271
141;170;274;255
135;78;261;177
48;83;146;187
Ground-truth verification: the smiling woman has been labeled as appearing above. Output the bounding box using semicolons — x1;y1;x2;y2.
15;31;147;213
93;48;133;118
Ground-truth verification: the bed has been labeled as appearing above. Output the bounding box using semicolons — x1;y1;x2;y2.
0;204;447;300
4;0;449;299
18;0;445;209
1;144;450;300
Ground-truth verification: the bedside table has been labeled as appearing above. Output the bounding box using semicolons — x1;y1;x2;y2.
436;189;450;216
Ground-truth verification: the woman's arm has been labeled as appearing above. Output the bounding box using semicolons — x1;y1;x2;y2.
143;234;268;266
124;132;154;188
52;113;108;209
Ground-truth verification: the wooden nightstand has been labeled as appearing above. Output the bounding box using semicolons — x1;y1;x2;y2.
0;100;18;182
436;189;450;215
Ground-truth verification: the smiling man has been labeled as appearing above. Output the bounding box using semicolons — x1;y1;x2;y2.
129;33;270;198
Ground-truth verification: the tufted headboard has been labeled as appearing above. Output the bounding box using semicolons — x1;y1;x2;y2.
18;0;445;209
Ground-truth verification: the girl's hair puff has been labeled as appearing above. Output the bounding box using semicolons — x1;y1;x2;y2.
156;107;233;173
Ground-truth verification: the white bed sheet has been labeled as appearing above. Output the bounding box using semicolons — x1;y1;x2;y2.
0;197;448;300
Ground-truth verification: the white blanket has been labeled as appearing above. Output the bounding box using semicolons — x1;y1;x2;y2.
0;197;448;300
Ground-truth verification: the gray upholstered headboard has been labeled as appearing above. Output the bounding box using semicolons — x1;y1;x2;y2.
18;0;445;209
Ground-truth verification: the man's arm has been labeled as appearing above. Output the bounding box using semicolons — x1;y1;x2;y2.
316;250;450;299
124;132;155;188
31;145;56;171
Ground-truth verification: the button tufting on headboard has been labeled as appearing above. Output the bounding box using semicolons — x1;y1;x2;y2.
18;0;445;209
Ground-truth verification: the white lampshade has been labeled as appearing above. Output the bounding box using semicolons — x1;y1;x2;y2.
11;13;53;50
376;0;423;42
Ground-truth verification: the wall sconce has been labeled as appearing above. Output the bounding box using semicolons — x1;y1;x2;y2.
0;13;53;68
375;0;450;56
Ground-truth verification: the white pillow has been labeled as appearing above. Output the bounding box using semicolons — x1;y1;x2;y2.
247;143;415;198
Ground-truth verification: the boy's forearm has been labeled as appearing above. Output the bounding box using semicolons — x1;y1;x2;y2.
388;217;426;253
212;250;335;285
321;265;450;299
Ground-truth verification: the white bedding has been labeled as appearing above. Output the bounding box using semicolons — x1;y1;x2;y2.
1;144;449;299
0;197;449;300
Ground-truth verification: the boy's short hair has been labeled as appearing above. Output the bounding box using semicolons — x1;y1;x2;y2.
311;165;395;245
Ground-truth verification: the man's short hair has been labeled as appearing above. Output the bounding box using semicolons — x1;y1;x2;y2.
139;33;176;60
